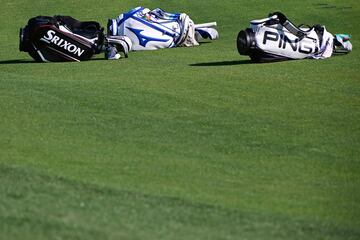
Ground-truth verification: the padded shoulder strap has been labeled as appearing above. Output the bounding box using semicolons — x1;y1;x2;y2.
269;12;306;38
27;16;57;28
54;15;103;39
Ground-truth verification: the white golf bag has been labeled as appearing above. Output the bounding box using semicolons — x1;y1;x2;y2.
107;6;219;51
237;12;352;62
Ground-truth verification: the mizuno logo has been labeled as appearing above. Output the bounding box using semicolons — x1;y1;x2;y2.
127;27;168;47
40;30;85;57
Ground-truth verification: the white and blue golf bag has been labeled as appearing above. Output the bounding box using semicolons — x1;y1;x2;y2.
237;12;352;62
107;7;219;51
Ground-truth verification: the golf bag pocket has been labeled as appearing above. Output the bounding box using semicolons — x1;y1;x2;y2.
20;16;104;62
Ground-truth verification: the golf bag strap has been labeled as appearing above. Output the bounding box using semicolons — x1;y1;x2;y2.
313;25;325;47
271;12;306;39
54;16;104;38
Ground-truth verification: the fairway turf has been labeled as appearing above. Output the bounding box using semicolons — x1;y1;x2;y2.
1;0;360;239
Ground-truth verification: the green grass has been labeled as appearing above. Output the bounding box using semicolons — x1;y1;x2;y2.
1;0;360;239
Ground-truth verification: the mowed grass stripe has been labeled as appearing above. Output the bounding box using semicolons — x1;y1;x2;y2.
1;163;359;240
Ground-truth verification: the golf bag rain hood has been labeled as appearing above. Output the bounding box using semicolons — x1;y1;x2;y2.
237;12;352;62
108;7;219;51
19;15;132;62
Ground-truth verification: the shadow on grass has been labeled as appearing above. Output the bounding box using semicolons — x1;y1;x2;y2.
189;60;255;67
0;58;109;65
0;59;37;65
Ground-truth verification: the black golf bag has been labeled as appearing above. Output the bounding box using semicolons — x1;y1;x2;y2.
19;15;132;62
237;12;351;62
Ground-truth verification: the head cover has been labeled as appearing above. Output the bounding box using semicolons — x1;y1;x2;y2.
334;34;352;54
104;35;132;59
